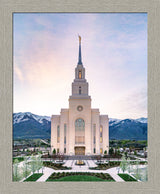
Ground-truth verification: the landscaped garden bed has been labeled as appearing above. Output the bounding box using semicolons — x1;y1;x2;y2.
46;172;115;181
43;161;71;170
118;173;137;181
89;160;147;170
24;173;43;181
89;161;121;170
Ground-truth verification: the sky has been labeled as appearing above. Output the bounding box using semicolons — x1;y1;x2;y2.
13;13;147;119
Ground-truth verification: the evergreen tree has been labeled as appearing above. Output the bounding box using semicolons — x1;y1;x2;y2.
53;148;56;155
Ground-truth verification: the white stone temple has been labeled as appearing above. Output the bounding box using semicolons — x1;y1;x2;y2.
51;36;109;155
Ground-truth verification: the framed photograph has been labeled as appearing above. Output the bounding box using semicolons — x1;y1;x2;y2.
0;0;160;193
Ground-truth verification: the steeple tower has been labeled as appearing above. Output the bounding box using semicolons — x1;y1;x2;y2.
78;35;82;65
69;36;90;99
75;35;85;80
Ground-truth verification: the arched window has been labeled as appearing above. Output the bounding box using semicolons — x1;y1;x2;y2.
57;125;60;143
64;124;66;144
79;86;81;94
100;125;103;143
78;70;82;79
75;118;85;144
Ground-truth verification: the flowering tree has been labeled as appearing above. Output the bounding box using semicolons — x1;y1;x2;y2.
135;160;140;180
36;154;43;173
126;157;131;173
23;156;28;178
142;164;148;181
120;154;128;173
13;159;19;181
31;155;36;174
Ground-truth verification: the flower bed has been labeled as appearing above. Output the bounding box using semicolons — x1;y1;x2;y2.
43;161;71;170
89;161;121;170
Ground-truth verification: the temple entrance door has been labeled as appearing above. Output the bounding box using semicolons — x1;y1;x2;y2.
75;147;85;155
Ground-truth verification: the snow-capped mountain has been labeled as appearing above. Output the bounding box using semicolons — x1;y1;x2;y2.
135;117;147;123
13;112;51;124
13;112;51;139
109;117;147;124
109;118;147;140
109;118;121;126
13;112;147;140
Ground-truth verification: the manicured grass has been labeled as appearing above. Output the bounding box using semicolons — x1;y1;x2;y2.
48;175;106;181
46;172;115;182
118;173;137;181
24;173;43;182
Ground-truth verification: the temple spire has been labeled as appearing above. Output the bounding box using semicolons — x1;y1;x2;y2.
78;35;82;65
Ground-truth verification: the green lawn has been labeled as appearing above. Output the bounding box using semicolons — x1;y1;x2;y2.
118;173;137;181
24;173;43;182
46;172;115;182
47;175;109;181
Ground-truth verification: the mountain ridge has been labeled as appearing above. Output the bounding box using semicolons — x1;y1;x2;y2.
13;112;147;140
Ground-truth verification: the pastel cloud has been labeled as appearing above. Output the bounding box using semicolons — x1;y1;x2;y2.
13;13;147;119
14;63;24;82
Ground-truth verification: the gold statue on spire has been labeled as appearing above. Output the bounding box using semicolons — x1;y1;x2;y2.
78;35;81;44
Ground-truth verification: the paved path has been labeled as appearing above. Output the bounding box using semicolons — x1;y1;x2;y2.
36;167;55;182
36;160;125;182
36;164;147;182
106;167;124;182
36;167;124;182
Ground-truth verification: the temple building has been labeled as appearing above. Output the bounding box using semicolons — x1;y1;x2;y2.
51;36;109;155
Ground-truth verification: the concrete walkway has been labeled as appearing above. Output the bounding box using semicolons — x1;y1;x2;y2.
36;164;147;182
36;160;125;182
36;167;124;182
36;167;55;182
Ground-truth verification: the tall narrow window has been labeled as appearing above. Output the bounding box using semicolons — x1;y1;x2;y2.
100;125;103;143
100;148;103;154
57;125;60;143
93;124;96;154
79;86;81;95
78;70;82;79
75;118;85;144
64;124;66;144
93;124;96;144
